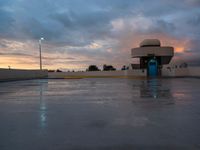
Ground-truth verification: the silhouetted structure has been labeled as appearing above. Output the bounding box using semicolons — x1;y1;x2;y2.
103;65;116;71
121;65;129;70
56;69;62;72
87;65;100;71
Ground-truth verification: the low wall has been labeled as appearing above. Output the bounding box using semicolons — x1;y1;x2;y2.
1;67;199;81
48;70;147;79
49;67;200;79
0;69;48;82
162;66;200;77
125;69;147;77
162;67;189;77
188;67;200;77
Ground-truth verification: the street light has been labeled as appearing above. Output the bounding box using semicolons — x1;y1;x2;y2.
39;37;44;70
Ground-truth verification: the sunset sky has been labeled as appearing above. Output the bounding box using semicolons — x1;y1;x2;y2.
0;0;200;70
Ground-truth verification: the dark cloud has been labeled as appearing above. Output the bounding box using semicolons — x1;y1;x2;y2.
0;51;75;61
185;39;200;53
152;20;176;34
0;9;14;37
17;18;63;40
187;13;200;27
0;52;32;56
0;0;200;68
0;43;7;48
185;0;200;6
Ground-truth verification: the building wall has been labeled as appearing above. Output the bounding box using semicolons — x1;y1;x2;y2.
48;70;147;78
188;67;200;77
131;46;174;58
0;69;48;82
162;67;200;77
162;67;189;77
124;69;147;77
1;67;198;81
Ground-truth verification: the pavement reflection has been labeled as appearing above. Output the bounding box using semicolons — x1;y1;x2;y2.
39;81;47;129
140;79;172;99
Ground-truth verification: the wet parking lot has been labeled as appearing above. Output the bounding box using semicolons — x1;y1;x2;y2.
0;78;200;150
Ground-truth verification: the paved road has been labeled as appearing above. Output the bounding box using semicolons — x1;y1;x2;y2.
0;78;200;150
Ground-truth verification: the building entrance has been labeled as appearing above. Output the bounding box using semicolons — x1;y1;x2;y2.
148;59;158;77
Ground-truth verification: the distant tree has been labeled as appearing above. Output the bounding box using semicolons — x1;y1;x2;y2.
56;69;62;72
103;64;116;71
87;65;100;71
48;70;55;72
121;65;130;70
121;65;126;70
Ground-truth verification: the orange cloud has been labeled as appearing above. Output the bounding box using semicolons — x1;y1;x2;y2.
175;47;184;53
118;32;190;54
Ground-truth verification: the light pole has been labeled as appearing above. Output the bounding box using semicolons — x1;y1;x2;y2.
39;37;44;70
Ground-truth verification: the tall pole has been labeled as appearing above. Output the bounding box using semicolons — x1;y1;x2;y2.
39;38;44;70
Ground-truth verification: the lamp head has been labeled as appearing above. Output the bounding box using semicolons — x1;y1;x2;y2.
39;37;44;43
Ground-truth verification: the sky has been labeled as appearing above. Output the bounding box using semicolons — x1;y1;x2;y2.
0;0;200;70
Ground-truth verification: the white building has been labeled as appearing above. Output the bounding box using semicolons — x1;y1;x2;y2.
131;39;174;77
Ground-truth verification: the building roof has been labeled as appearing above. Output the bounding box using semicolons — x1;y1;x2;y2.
131;46;174;58
131;39;174;64
132;39;174;58
140;39;161;47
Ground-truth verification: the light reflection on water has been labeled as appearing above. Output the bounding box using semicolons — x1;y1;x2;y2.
39;81;47;129
140;79;172;99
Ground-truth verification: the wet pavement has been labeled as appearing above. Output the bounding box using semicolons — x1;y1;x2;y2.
0;78;200;150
